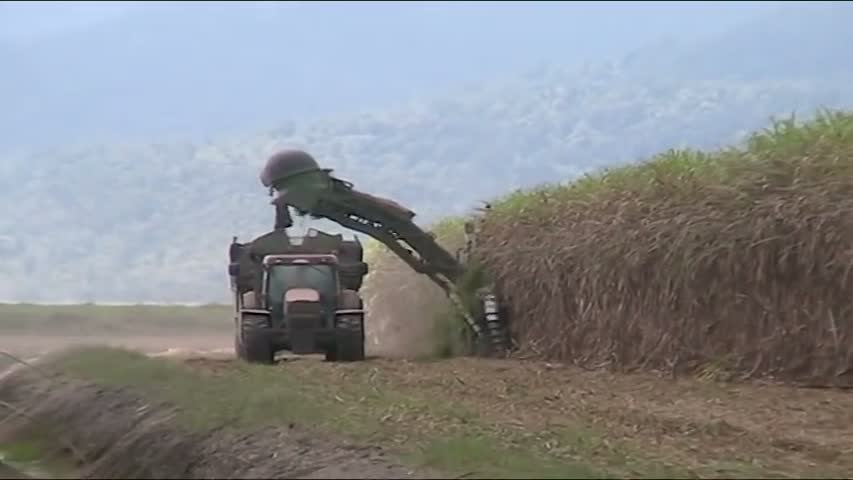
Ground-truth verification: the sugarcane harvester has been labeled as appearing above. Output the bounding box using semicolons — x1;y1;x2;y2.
250;149;512;357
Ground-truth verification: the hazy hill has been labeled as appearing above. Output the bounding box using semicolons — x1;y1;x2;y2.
1;1;852;304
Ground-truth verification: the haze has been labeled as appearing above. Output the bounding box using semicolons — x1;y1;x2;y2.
2;0;852;303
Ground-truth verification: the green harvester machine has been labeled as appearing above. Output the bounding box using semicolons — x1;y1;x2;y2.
227;150;511;363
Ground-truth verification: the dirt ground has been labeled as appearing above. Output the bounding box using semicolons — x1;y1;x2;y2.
2;327;853;479
0;328;440;479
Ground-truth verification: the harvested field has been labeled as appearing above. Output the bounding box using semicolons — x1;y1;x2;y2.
364;110;853;386
1;347;852;479
0;303;235;374
0;303;232;336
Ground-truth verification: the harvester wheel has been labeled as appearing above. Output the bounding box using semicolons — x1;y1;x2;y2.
334;315;366;362
327;290;366;362
240;313;274;364
473;291;511;358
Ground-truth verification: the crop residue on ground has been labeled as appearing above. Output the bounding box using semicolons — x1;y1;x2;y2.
4;346;852;479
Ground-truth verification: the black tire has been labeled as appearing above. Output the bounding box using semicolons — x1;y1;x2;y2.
334;315;366;362
327;290;365;362
240;313;275;365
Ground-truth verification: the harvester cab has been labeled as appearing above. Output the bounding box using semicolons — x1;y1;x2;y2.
243;149;512;358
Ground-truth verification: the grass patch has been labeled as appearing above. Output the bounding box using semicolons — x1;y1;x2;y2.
0;439;44;463
57;347;329;430
0;437;77;479
0;303;232;335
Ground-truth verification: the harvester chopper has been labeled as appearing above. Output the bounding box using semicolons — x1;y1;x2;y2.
228;149;511;362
